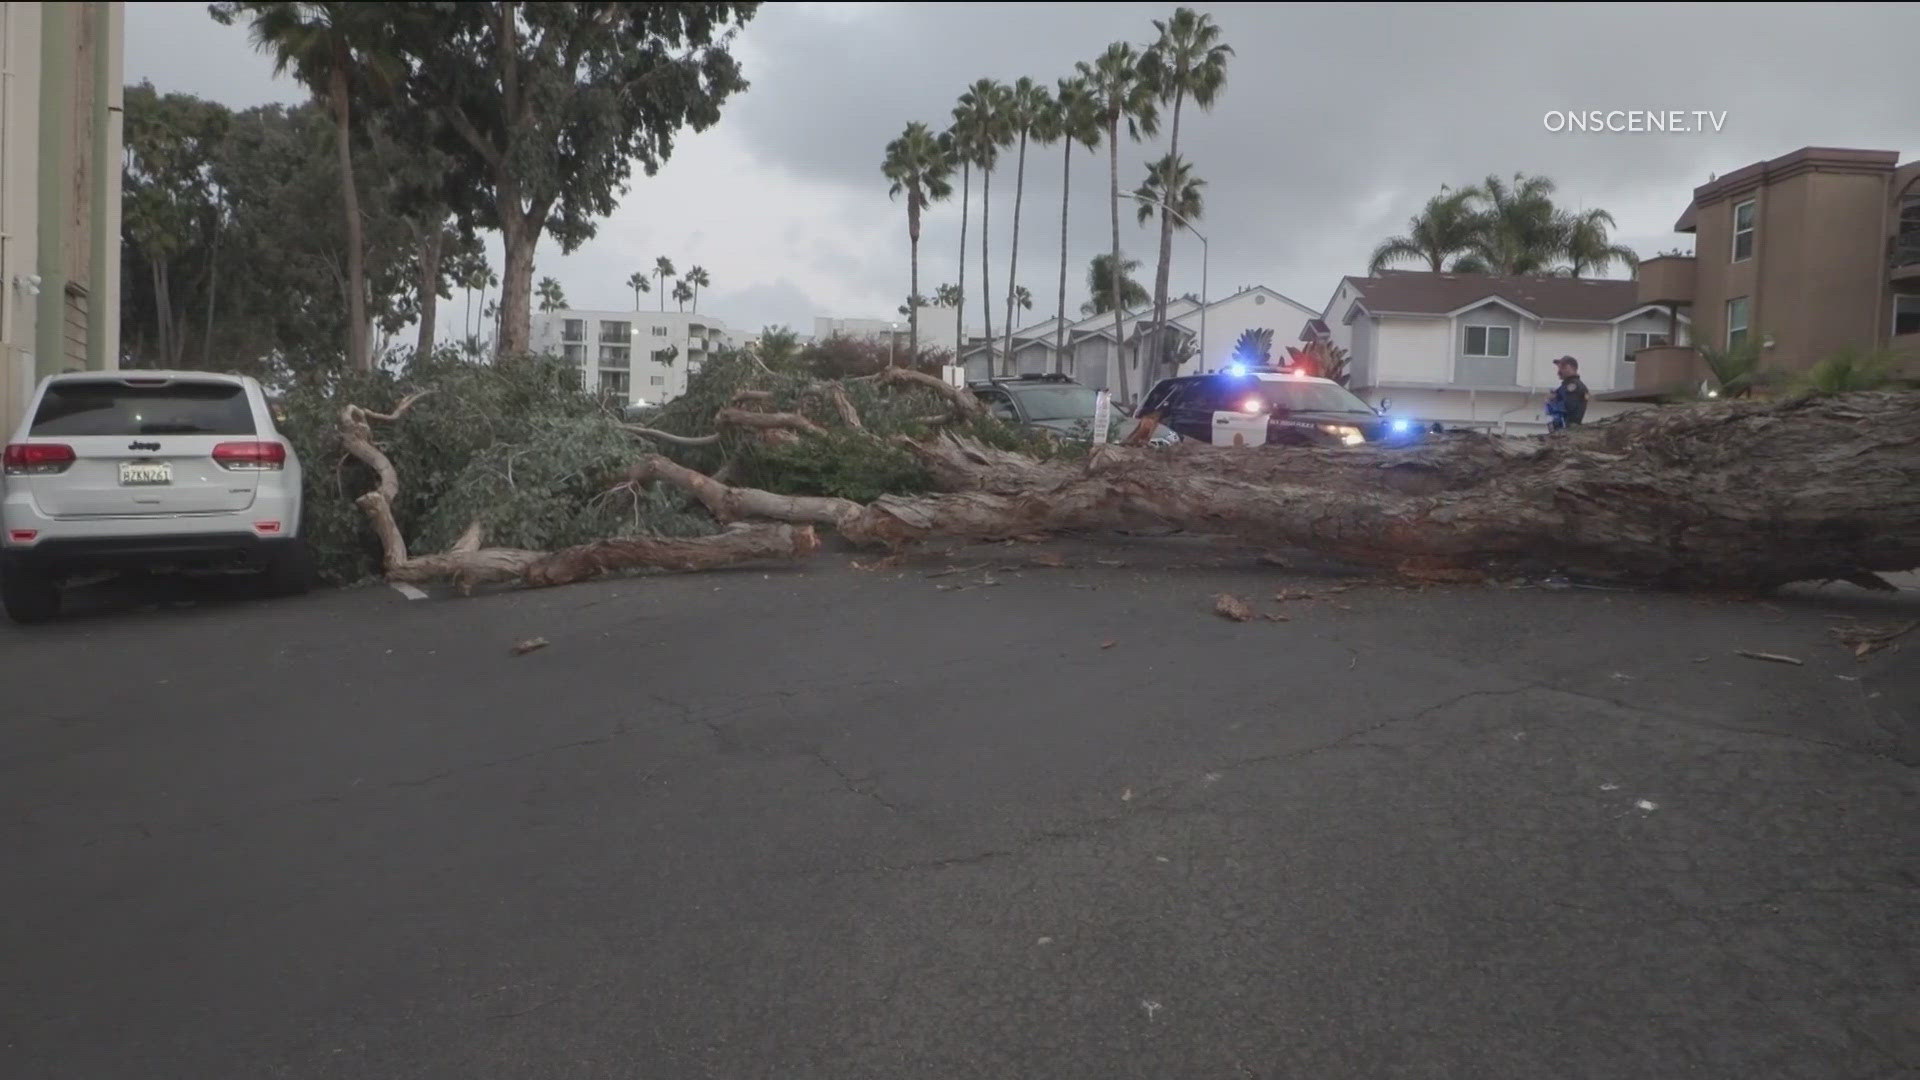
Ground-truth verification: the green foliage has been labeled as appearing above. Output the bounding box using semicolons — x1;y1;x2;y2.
390;3;759;349
1797;345;1899;395
1232;327;1273;366
1133;153;1205;228
1082;253;1148;316
1695;335;1768;399
1370;176;1640;279
276;350;712;584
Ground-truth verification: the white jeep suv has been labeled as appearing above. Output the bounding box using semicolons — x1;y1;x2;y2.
1;371;311;623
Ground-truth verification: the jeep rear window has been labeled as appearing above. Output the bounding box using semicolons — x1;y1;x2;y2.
29;381;256;437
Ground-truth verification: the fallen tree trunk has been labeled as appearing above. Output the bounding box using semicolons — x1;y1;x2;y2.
634;392;1920;591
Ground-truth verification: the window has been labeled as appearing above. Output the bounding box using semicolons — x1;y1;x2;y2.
32;380;256;436
1895;295;1920;337
561;319;586;342
650;325;669;337
1623;331;1670;362
1726;297;1751;350
649;376;665;386
1463;325;1512;357
597;321;632;368
1731;199;1755;262
598;370;631;400
562;344;586;366
973;389;1019;422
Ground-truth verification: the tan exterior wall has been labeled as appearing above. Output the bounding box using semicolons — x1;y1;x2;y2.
0;1;122;436
1687;150;1908;378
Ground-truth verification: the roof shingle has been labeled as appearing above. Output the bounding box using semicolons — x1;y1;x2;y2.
1344;271;1643;322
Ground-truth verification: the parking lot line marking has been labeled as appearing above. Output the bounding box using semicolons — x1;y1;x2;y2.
390;583;428;601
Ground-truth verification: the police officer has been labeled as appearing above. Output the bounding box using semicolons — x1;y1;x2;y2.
1545;355;1589;432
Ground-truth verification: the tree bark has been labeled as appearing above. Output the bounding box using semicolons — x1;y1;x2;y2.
955;161;969;373
414;224;445;359
979;164;994;373
632;393;1920;592
329;64;371;372
1147;87;1186;399
201;213;221;368
498;214;535;355
906;194;920;364
1106;118;1124;399
1003;129;1028;370
1054;135;1072;373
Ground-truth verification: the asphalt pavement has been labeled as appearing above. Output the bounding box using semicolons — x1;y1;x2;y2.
3;538;1916;1079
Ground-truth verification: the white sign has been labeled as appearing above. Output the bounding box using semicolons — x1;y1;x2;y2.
1210;410;1268;447
1090;389;1112;444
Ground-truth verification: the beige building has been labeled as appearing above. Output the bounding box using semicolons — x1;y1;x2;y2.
1627;146;1920;396
0;1;124;435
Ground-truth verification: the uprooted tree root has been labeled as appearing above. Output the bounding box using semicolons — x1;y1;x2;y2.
341;382;1920;596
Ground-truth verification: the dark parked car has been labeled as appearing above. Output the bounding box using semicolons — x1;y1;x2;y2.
970;374;1176;443
1136;367;1425;447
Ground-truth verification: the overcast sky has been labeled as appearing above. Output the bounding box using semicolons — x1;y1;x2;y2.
129;2;1920;340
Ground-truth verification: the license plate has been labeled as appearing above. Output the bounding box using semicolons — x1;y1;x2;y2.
119;461;172;486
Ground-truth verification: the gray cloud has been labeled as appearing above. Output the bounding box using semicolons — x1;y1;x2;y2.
129;2;1920;334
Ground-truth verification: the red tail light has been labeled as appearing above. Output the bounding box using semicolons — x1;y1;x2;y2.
211;441;287;471
3;443;76;475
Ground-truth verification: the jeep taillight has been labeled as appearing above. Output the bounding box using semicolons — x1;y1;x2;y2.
3;443;76;475
211;441;287;470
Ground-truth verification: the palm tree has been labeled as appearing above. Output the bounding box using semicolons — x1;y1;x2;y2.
1012;285;1033;314
653;256;676;312
212;1;399;371
1078;43;1159;394
1039;76;1102;369
1133;153;1205;385
1141;7;1231;388
883;121;954;363
933;282;963;307
1000;77;1050;370
1558;209;1639;278
1467;173;1563;275
536;276;567;313
685;266;711;312
942;126;974;369
1368;187;1482;274
672;280;694;312
624;270;651;311
1696;335;1766;398
1082;253;1149;316
954;79;1011;368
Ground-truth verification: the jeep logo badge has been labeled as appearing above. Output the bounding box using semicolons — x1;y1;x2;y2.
128;441;160;452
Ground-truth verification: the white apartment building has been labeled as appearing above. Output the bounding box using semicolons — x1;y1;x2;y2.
529;309;733;407
1;2;125;433
1313;271;1688;435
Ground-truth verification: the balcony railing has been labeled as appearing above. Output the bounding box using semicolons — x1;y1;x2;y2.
1891;233;1920;278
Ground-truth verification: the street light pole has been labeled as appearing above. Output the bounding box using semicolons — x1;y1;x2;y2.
1123;193;1210;382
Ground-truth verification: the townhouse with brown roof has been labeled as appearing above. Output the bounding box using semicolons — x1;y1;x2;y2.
1625;146;1920;397
1311;272;1680;434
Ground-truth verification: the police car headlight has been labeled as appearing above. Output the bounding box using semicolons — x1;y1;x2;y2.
1319;424;1366;447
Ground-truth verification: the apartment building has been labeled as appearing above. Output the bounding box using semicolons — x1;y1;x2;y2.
528;309;732;407
1626;146;1920;397
1314;272;1675;434
0;2;125;433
